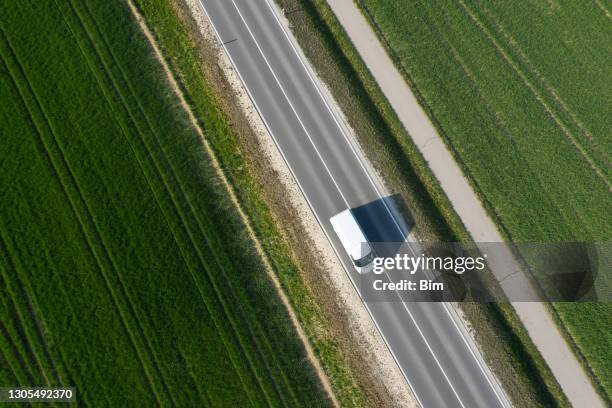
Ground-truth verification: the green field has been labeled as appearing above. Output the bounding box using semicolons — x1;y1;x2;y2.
358;0;611;398
0;1;330;405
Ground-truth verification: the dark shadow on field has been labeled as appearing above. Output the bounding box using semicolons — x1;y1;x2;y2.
522;243;605;302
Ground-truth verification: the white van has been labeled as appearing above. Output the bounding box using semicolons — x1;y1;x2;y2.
330;209;374;272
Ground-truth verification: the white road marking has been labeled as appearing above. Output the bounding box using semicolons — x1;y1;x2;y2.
261;1;508;406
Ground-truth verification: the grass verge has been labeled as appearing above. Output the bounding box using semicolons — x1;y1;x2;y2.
272;0;573;406
129;0;374;405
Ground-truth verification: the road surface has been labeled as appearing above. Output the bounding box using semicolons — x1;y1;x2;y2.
199;1;509;406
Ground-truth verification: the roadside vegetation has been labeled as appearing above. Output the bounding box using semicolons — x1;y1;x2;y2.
131;0;374;405
273;0;575;406
0;1;331;405
357;0;611;401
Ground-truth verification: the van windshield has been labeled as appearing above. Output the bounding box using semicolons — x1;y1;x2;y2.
354;250;375;268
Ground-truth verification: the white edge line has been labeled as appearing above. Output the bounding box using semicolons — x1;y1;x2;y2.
229;0;351;208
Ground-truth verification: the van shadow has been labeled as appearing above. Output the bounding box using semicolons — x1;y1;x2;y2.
350;194;414;256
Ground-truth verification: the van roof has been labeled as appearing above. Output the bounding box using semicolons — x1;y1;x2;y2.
329;209;371;261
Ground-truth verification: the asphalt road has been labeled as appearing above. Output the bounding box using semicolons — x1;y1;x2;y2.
199;1;508;406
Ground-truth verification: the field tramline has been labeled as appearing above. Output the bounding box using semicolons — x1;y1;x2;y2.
0;1;329;405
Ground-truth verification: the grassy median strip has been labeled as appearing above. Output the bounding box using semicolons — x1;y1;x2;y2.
357;0;611;401
0;1;332;405
273;0;573;406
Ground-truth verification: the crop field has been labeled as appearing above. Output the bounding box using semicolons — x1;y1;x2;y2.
0;1;329;406
359;0;611;398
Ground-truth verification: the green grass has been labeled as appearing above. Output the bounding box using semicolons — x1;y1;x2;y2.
130;0;370;405
0;1;330;406
358;0;611;400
